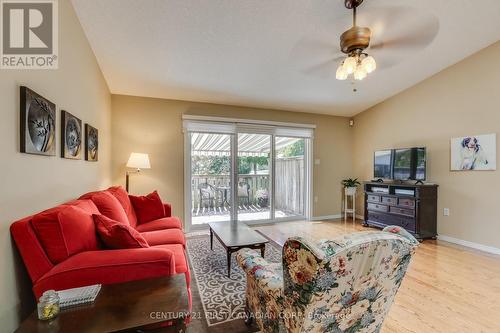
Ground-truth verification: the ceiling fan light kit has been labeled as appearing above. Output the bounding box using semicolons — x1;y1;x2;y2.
336;0;377;81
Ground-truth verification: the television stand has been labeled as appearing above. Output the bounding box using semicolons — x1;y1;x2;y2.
414;180;424;185
363;181;438;240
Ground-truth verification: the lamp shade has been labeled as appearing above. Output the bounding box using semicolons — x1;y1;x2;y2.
126;153;151;169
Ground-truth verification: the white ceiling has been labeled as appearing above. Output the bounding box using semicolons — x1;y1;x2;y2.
72;0;500;116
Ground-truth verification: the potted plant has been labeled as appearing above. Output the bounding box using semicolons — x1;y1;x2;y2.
255;189;269;207
342;178;361;195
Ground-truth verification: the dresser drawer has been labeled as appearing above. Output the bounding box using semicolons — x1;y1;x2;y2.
367;202;389;212
367;194;381;203
398;198;416;208
390;206;415;217
367;211;416;232
381;196;397;205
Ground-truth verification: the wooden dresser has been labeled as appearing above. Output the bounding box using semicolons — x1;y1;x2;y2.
363;181;438;240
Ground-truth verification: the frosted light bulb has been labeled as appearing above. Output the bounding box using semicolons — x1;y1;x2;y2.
342;56;357;74
354;67;367;80
336;65;348;80
362;56;376;73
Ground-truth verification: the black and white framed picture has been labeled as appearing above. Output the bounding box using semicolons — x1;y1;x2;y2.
61;110;82;159
85;124;98;161
20;86;56;156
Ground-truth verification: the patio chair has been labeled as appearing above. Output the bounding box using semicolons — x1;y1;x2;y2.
198;183;218;208
238;181;251;205
236;225;419;333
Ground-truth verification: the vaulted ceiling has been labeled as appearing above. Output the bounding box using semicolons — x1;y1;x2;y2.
72;0;500;116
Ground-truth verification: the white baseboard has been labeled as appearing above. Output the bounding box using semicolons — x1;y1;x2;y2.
311;214;365;221
311;214;342;221
437;235;500;255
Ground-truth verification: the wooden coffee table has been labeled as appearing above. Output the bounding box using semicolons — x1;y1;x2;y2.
16;275;189;333
209;221;269;277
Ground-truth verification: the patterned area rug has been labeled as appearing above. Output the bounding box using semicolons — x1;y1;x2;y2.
186;233;282;327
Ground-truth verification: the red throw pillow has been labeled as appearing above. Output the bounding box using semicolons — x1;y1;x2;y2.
33;205;99;264
93;214;149;249
129;191;165;225
107;186;138;227
82;191;129;225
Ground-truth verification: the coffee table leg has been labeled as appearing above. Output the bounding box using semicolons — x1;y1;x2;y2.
260;245;265;258
210;228;213;250
227;250;231;278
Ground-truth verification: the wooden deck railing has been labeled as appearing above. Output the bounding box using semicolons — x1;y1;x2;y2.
191;157;304;215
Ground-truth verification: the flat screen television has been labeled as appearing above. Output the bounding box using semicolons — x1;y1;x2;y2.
374;150;393;179
374;147;426;181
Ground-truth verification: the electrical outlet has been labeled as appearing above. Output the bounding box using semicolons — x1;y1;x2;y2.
314;159;320;165
314;196;318;203
443;208;450;216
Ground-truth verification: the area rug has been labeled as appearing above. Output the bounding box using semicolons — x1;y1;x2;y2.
186;232;282;329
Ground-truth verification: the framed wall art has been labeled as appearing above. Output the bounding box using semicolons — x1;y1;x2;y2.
450;133;496;171
85;124;98;161
20;86;56;156
61;110;82;159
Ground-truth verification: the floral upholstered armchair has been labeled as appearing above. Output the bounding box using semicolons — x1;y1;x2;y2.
236;226;419;333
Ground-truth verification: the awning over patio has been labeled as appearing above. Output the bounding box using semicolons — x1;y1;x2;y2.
191;133;300;156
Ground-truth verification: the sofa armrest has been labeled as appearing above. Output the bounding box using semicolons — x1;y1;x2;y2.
163;203;172;217
236;248;282;290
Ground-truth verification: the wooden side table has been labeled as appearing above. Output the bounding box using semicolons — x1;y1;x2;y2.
16;275;189;333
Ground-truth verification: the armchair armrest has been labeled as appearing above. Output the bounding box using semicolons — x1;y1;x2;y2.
163;202;172;217
383;225;420;247
236;248;282;290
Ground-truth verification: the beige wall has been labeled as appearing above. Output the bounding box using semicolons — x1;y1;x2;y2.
0;0;111;330
111;95;353;221
353;41;500;248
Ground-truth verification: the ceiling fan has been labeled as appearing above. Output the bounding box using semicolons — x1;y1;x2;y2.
296;0;439;83
336;0;376;81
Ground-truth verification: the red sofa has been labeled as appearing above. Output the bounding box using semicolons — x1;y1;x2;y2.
10;186;191;308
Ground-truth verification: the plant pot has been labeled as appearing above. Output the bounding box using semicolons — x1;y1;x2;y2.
345;187;357;196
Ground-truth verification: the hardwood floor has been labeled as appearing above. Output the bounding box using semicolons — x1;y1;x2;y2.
255;219;500;333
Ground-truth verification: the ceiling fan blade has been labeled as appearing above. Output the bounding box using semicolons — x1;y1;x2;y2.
290;37;339;61
359;6;439;69
302;58;342;78
365;6;439;51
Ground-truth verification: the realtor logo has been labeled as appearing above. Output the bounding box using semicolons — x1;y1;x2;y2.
1;0;58;69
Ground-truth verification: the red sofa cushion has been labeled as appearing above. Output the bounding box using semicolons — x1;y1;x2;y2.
81;191;129;225
107;186;138;228
94;214;149;249
129;191;165;225
33;247;177;298
64;199;101;214
141;228;186;247
135;217;182;232
151;244;189;274
32;203;100;264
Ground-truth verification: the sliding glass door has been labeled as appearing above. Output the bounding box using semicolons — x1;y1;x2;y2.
184;119;312;229
275;137;306;218
190;132;232;225
237;133;271;221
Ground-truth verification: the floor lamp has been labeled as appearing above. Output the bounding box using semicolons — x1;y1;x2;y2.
126;153;151;192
